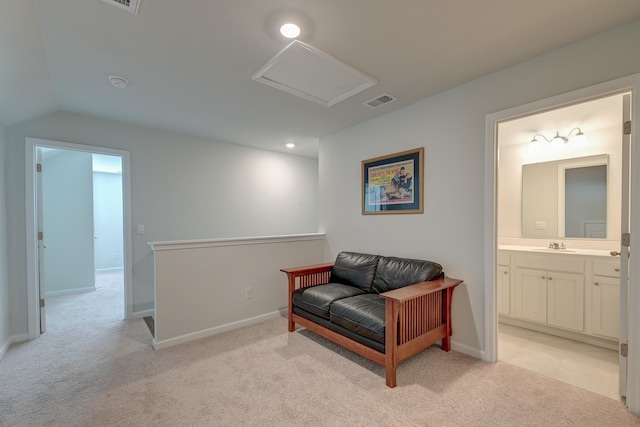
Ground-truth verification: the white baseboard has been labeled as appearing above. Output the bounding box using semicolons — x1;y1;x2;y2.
0;333;29;361
451;340;485;360
45;286;95;297
152;311;282;350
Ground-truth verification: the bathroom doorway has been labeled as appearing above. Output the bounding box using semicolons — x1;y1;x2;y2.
491;89;632;400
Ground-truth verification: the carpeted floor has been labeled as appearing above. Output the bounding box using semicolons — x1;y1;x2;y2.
1;272;639;426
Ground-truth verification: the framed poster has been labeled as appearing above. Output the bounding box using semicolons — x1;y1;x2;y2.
362;147;424;214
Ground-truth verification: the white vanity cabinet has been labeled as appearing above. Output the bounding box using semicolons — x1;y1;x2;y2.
499;247;619;349
497;251;511;316
514;262;584;332
592;259;621;340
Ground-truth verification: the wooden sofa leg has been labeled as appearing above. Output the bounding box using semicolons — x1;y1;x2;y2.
441;286;454;351
385;299;400;388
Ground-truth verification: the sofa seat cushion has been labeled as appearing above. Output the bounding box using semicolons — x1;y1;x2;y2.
330;251;380;292
329;294;386;344
372;256;443;293
292;283;366;320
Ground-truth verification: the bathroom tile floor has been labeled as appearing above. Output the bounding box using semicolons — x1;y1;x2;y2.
499;323;621;400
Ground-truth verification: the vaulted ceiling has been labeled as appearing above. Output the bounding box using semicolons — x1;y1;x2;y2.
3;1;640;157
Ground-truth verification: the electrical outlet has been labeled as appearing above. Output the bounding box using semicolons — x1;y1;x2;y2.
245;287;253;299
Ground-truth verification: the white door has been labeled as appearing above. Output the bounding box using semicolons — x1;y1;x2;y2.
36;147;46;333
618;93;632;397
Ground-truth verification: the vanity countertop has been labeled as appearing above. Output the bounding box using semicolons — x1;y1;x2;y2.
499;244;615;258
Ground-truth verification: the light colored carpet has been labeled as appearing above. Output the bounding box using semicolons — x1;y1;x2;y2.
1;273;639;426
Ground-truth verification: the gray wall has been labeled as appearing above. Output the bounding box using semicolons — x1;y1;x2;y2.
5;113;319;335
319;20;640;356
0;125;9;353
42;149;95;295
93;170;124;271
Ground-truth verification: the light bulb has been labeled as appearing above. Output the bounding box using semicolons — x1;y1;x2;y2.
280;23;300;38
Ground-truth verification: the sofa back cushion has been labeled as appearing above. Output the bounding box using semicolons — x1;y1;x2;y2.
330;251;380;292
372;256;443;293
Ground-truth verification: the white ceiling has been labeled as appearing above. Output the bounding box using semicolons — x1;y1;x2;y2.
3;1;640;158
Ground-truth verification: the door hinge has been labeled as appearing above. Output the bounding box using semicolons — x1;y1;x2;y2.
40;299;45;308
621;342;628;357
37;163;42;173
38;231;44;241
623;120;631;136
622;232;631;247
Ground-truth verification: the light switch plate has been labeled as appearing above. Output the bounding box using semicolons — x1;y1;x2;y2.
136;224;145;235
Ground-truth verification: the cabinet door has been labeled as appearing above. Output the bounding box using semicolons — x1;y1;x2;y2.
592;276;620;339
514;268;547;323
498;265;510;316
547;272;584;331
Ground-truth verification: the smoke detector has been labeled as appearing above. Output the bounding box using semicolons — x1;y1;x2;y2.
100;0;141;15
108;75;129;88
364;94;396;109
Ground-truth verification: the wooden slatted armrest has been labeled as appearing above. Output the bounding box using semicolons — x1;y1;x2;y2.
280;262;334;277
379;277;463;302
282;262;334;332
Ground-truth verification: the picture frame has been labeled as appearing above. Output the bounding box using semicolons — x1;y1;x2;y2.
362;147;424;215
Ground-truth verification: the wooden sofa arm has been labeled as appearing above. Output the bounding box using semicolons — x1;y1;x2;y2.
380;276;463;387
379;276;463;302
280;262;334;278
281;263;334;331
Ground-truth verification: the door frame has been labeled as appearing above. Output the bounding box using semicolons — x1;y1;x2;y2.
484;73;640;413
25;137;133;339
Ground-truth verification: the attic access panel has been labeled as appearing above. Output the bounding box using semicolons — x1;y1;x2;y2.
252;40;377;107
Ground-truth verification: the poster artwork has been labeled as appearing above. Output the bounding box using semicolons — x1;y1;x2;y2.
367;159;414;205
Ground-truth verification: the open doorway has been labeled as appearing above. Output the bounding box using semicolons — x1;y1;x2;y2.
25;137;133;340
492;92;629;401
39;148;125;331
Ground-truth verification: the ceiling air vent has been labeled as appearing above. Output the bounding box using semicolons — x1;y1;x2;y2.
364;94;396;109
100;0;140;15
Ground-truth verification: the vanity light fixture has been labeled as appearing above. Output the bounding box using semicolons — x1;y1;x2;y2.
285;142;296;148
530;127;587;147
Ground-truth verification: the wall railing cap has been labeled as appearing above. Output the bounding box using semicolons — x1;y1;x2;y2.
148;233;325;251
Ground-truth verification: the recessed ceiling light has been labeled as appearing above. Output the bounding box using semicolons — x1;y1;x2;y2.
285;142;296;148
280;23;300;38
108;75;129;88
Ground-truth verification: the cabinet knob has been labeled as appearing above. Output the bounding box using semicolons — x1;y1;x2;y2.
615;268;620;272
503;271;508;275
594;282;600;286
548;277;553;280
541;276;546;279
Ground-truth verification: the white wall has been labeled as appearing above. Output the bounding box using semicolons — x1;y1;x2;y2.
43;149;95;295
150;234;325;349
499;124;622;243
0;125;10;356
93;170;124;271
319;20;640;357
5;112;319;336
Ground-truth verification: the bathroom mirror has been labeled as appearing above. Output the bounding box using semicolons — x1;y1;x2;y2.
522;154;608;239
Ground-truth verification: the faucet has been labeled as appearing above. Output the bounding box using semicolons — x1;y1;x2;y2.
548;241;567;250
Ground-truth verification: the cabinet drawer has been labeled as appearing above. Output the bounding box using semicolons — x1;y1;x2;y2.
498;251;510;266
516;254;584;274
593;260;621;278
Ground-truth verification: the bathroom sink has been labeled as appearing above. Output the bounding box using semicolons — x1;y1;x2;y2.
531;248;576;253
